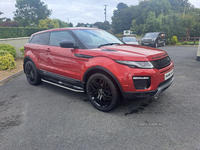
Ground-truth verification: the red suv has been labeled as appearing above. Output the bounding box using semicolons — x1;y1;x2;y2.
23;28;174;112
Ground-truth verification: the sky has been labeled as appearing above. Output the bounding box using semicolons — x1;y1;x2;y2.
0;0;200;26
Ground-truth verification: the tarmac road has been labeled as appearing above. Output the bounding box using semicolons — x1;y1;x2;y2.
0;45;200;150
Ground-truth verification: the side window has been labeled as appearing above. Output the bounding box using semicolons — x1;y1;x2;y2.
29;33;49;45
49;31;75;47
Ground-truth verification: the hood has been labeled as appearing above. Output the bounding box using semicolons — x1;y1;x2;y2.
80;44;168;61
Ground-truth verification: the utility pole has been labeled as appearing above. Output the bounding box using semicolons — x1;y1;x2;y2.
104;5;107;22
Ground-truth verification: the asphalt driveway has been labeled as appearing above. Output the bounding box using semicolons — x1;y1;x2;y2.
0;45;200;150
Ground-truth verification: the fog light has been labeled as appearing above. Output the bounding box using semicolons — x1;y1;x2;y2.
133;76;150;90
133;77;149;80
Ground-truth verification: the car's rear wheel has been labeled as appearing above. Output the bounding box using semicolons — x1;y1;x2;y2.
86;73;119;112
25;61;42;85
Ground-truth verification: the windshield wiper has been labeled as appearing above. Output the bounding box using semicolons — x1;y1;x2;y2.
98;43;120;48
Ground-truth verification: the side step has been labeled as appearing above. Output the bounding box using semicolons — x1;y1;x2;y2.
41;79;84;93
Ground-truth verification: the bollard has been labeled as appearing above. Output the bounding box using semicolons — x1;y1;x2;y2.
197;39;200;61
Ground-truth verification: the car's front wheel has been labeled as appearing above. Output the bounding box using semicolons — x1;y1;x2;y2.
163;42;166;46
25;61;42;85
86;73;119;112
155;42;158;48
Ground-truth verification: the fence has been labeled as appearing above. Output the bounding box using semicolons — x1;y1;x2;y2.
0;37;30;57
177;37;200;44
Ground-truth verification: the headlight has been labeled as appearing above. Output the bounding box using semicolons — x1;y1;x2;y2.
115;60;154;69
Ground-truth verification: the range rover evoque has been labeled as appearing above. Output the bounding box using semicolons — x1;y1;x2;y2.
23;28;174;112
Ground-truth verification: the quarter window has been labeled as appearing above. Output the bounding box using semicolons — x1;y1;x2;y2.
49;31;75;46
29;33;49;45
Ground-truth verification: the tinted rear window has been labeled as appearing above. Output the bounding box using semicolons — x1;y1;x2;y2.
29;33;49;45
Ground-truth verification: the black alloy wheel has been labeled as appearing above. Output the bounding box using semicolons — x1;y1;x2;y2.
25;61;41;85
86;73;119;112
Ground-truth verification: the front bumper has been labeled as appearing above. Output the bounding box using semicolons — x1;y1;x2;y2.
122;76;174;100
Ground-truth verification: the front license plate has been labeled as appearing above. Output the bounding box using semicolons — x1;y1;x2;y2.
165;69;174;80
144;43;149;45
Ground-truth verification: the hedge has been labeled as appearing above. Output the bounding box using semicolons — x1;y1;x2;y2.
0;27;48;39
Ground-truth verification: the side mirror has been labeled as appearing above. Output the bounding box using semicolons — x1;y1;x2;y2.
59;40;79;49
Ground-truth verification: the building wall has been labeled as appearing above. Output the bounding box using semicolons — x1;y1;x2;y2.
0;37;30;58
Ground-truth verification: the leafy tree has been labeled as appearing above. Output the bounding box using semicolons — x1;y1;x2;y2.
168;0;191;13
94;22;103;28
54;19;69;28
0;11;5;22
38;18;59;29
112;3;134;33
146;0;172;17
116;2;128;10
143;11;161;33
69;22;73;27
6;18;11;22
14;0;52;27
94;21;111;30
76;23;86;27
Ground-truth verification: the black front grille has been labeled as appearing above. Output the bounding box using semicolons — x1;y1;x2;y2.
143;39;152;42
152;56;171;69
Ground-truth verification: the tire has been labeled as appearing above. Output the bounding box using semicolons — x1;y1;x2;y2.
86;73;119;112
25;61;42;85
155;42;158;48
163;42;166;46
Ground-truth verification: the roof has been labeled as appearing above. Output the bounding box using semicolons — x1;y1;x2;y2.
32;27;100;36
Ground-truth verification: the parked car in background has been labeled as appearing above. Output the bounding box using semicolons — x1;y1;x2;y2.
122;36;139;45
23;28;174;112
141;32;166;48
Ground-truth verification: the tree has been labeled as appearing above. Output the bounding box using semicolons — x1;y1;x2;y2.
76;23;86;27
94;21;111;30
117;2;128;10
69;22;73;27
38;18;59;29
112;3;134;33
143;12;161;33
14;0;52;27
94;22;103;28
54;19;69;28
0;11;5;22
168;0;191;13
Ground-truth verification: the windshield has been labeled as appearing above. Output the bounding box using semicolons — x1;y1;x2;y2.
122;37;137;42
72;29;123;49
144;33;159;38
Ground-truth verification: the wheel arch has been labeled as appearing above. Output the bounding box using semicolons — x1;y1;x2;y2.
23;56;37;73
83;66;123;97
